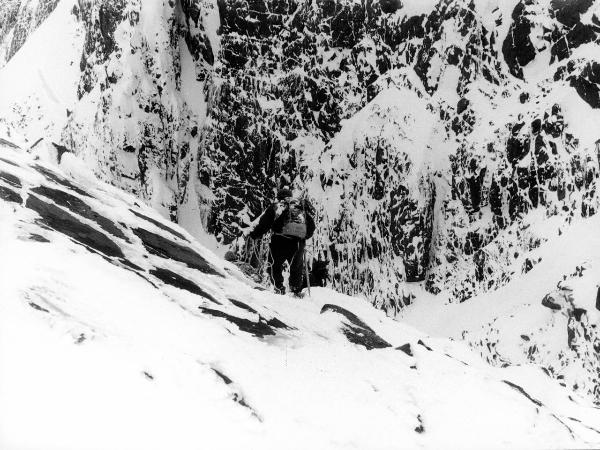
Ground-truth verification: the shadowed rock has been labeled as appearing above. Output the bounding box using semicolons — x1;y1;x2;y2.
26;194;124;258
0;157;19;167
212;367;233;384
502;2;536;79
542;293;562;311
0;186;22;204
210;368;261;420
320;304;391;350
28;233;50;243
198;306;278;338
502;380;543;407
130;209;188;241
220;300;291;330
132;227;223;277
28;302;50;313
150;267;220;304
31;185;128;241
52;143;72;163
0;138;20;149
397;343;413;356
0;171;21;188
229;298;258;313
570;62;600;109
417;339;433;351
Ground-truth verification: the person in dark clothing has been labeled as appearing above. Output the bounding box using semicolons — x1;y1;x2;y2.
248;188;315;295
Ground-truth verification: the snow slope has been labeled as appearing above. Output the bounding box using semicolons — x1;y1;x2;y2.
401;207;600;405
0;0;83;145
2;142;600;449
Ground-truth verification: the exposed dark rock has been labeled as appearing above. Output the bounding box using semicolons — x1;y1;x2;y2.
396;343;413;356
0;139;21;150
212;368;233;385
132;227;223;277
227;299;290;330
0;185;22;204
507;135;530;164
28;233;50;243
211;368;263;420
456;97;470;114
572;307;586;322
0;157;19;167
320;304;391;350
596;287;600;312
31;185;128;241
542;293;562;311
198;306;278;338
130;209;188;241
30;138;44;150
570;62;600;109
52;143;72;163
28;302;50;313
522;258;534;274
502;1;536;79
150;267;220;304
379;0;402;14
118;258;144;272
502;380;543;407
414;414;425;434
0;170;21;187
551;0;594;27
229;298;258;313
264;315;290;330
181;0;214;66
417;339;433;351
26;194;124;258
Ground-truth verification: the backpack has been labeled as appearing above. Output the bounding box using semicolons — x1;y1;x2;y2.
279;197;307;239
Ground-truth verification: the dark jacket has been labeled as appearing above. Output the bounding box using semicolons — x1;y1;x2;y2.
249;201;315;240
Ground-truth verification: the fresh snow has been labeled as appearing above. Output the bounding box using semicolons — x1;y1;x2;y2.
0;0;83;145
2;0;600;448
1;145;600;449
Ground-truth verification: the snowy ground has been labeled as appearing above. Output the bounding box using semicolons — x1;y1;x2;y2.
2;144;600;450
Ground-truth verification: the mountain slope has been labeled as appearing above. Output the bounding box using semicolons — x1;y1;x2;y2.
2;142;600;449
2;0;600;311
401;205;600;404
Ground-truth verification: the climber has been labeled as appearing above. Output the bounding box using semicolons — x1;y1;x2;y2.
245;187;315;296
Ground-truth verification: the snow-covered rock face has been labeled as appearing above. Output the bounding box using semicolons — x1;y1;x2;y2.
0;0;61;68
193;0;600;309
62;0;218;221
3;0;600;405
3;0;600;310
3;143;600;449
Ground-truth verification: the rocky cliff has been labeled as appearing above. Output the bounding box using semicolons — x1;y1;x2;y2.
3;0;600;308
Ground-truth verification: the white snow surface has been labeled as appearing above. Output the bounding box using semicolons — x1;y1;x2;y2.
0;0;83;145
1;145;600;450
